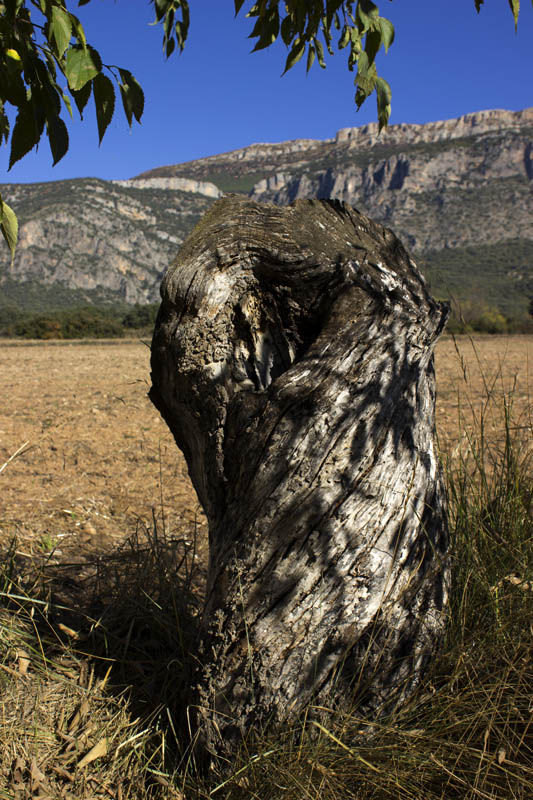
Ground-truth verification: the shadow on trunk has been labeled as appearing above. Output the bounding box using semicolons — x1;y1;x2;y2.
149;195;450;759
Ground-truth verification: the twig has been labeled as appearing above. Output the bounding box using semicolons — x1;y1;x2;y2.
0;440;30;474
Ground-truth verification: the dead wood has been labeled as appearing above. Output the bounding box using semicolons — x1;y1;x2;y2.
150;195;450;756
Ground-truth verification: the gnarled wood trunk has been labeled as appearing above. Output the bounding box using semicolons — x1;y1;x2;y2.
149;196;450;756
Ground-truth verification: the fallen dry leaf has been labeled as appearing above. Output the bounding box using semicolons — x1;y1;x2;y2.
9;756;25;789
0;662;23;679
490;574;533;593
497;748;506;764
57;623;80;640
30;756;47;793
51;764;75;782
77;737;108;768
68;697;90;733
16;648;30;676
483;727;490;749
505;574;532;591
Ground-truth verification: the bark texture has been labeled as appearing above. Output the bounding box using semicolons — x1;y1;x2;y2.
150;195;450;755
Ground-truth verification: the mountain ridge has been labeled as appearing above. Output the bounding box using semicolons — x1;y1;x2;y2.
136;108;533;180
1;108;532;318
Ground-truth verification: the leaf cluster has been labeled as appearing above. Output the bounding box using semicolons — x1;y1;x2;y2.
241;1;394;133
0;0;189;258
150;0;190;58
475;0;524;31
0;2;142;173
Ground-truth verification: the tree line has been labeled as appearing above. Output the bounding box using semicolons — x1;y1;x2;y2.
0;302;159;338
1;300;531;339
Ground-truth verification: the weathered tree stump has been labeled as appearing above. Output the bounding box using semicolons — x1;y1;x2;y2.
149;195;450;756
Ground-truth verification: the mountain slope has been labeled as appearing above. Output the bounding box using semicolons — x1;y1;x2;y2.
0;178;216;308
1;108;532;316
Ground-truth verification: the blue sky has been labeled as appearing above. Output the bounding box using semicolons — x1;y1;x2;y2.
2;0;532;183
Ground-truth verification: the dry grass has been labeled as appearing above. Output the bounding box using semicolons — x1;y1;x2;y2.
0;334;531;798
0;338;208;563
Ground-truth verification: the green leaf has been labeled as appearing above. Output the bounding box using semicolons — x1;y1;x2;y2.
250;7;280;52
118;69;144;123
154;0;172;22
321;15;333;51
61;90;73;118
0;60;27;106
355;57;377;108
9;102;45;170
175;19;187;49
364;29;381;66
163;7;175;39
378;17;395;52
71;79;92;117
92;72;115;144
119;82;132;126
0;103;10;145
165;35;176;57
474;0;484;10
0;194;18;263
78;0;92;5
359;0;379;18
314;37;326;68
29;60;62;120
46;113;69;165
356;3;371;32
280;15;294;46
350;25;363;49
338;25;350;49
50;5;72;57
282;38;306;74
70;12;87;48
234;0;246;13
375;75;391;131
507;0;520;29
44;49;58;81
306;43;315;73
357;50;370;80
65;45;99;91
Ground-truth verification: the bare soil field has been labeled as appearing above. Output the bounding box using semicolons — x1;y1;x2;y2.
1;335;531;562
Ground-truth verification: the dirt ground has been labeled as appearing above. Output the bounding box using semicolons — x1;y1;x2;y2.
1;335;531;561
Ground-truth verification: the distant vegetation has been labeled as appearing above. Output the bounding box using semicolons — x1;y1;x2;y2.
1;234;532;340
1;297;531;340
0;303;159;339
421;238;533;322
445;301;533;335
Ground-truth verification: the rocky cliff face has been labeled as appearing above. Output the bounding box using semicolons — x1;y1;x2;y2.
1;108;532;314
0;178;215;306
112;176;222;198
247;108;533;254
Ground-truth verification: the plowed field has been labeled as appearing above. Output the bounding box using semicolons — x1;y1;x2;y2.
1;336;531;561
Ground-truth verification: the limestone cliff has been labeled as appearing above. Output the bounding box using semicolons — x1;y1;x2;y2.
1;108;532;315
0;178;215;306
248;108;533;254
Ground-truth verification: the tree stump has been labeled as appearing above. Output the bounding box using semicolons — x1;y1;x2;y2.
149;195;450;756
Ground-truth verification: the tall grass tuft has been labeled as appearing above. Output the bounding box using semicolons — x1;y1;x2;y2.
0;515;203;798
